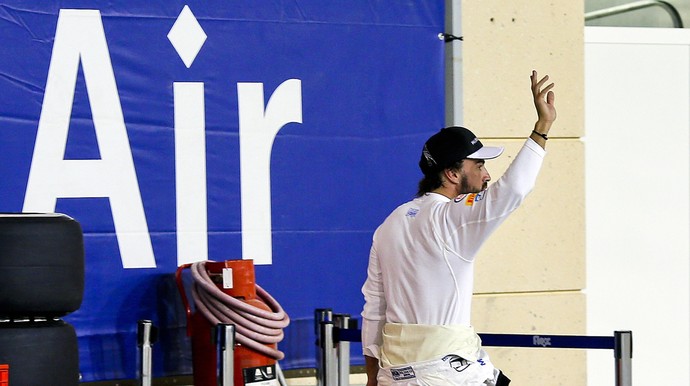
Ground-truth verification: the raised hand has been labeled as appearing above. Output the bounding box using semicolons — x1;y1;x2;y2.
531;70;556;123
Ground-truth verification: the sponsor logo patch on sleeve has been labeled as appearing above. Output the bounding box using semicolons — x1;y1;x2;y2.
465;193;477;206
405;208;419;218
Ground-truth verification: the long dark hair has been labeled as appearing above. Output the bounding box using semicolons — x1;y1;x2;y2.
415;160;462;197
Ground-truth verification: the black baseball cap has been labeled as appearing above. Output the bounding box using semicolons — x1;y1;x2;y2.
418;126;504;175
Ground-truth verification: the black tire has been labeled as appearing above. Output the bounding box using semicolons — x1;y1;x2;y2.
0;213;84;317
0;319;80;385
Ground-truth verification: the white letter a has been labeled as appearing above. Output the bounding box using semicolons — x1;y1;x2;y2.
23;10;155;268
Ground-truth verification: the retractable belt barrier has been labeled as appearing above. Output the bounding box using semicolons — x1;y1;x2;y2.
137;321;238;386
315;309;633;386
137;320;158;386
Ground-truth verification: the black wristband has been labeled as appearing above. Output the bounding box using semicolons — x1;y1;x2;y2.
532;130;548;140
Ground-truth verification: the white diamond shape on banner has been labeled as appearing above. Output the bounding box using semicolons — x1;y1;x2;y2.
167;5;207;68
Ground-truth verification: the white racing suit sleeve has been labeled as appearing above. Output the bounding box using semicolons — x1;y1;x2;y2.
443;138;546;260
361;243;385;358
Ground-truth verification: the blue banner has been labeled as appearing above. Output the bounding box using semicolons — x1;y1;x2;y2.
0;1;444;381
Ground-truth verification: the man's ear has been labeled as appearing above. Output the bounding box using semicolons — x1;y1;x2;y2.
443;168;460;184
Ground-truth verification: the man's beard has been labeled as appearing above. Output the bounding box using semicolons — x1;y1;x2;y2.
459;174;487;194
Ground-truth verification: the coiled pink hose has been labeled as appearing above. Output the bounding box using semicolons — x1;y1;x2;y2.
189;261;290;360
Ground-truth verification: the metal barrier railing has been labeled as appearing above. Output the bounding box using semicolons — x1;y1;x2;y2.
585;0;684;28
315;309;633;386
137;320;237;386
137;320;158;386
216;323;236;386
316;309;360;386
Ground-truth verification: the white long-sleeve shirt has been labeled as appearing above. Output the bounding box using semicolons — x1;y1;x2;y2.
361;138;546;358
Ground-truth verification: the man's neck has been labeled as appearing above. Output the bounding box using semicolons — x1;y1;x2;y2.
431;186;457;200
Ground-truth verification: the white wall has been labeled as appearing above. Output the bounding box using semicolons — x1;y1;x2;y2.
585;27;690;385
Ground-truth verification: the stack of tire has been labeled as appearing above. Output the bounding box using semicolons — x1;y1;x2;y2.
0;213;84;385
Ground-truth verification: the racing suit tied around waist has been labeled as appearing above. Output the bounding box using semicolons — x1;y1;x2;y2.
379;323;482;368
